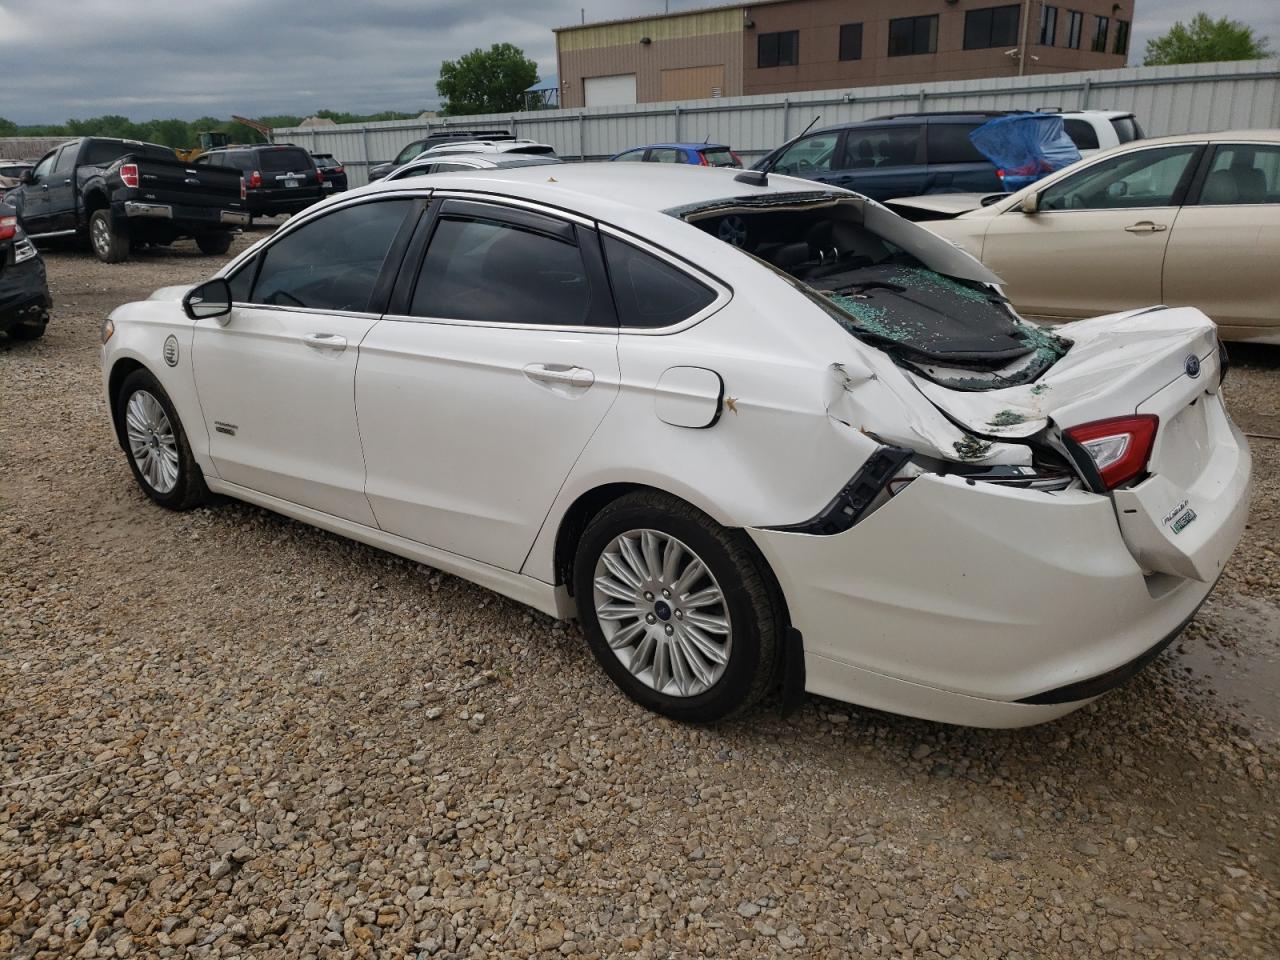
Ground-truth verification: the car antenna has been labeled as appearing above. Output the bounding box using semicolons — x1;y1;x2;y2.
795;114;822;141
703;134;710;144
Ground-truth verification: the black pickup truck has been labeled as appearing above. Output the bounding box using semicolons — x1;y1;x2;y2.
6;137;249;263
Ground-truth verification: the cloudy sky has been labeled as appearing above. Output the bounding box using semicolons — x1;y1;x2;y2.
0;0;1275;124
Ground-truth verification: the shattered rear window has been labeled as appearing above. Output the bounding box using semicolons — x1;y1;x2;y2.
671;193;1069;388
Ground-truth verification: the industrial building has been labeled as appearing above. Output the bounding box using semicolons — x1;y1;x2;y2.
555;0;1134;108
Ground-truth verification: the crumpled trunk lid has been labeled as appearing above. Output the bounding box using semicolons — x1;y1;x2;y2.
911;305;1248;582
908;306;1219;439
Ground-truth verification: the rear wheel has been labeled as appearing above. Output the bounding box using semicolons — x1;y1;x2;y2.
573;491;783;723
116;369;207;510
89;208;129;263
7;310;48;340
196;232;232;255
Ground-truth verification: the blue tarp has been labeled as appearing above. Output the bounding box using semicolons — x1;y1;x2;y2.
525;76;559;93
968;114;1082;192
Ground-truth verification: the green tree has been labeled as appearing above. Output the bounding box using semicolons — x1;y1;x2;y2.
1144;13;1271;65
0;117;17;137
436;43;539;116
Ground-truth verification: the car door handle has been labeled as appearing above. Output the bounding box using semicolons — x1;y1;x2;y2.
302;332;347;352
1124;221;1168;234
523;364;594;389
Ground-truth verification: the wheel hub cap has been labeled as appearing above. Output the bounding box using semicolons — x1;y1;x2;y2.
124;390;179;494
592;529;732;698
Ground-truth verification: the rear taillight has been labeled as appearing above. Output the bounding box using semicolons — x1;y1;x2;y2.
334;166;344;174
248;170;262;189
120;163;139;188
0;215;16;242
316;168;324;184
240;176;246;200
1065;415;1159;490
730;151;743;167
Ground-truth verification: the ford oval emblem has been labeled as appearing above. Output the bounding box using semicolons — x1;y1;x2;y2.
1184;354;1201;378
163;335;180;367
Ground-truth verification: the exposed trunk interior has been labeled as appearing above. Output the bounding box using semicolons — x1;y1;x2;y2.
674;193;1070;388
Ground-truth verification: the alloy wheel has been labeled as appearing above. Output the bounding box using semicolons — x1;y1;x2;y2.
125;390;180;494
91;216;111;257
592;529;733;698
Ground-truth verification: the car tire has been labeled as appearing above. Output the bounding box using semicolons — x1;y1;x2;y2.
116;368;207;510
7;311;48;340
89;208;129;263
573;490;784;723
196;232;232;256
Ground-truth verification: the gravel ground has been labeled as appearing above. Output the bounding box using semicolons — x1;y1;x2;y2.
2;233;1278;959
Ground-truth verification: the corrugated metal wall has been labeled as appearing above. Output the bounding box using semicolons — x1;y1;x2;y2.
274;59;1280;187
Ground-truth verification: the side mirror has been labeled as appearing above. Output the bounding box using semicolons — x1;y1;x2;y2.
1019;192;1040;214
183;277;232;321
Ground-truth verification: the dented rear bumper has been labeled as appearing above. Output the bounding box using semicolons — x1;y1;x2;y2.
747;460;1245;728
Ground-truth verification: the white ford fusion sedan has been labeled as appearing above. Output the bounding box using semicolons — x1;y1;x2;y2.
101;163;1250;728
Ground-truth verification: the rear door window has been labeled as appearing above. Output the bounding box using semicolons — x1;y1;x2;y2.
409;210;593;326
249;199;414;311
1195;144;1280;205
603;235;716;328
926;123;987;165
614;149;646;162
648;148;685;164
842;126;922;169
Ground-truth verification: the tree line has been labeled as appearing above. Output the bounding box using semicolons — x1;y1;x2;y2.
0;110;424;149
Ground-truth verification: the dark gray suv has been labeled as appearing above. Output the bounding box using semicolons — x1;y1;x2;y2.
754;113;1012;202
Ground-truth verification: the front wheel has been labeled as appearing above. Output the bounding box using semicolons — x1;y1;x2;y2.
573;491;784;723
196;232;232;255
116;369;207;510
7;309;48;340
90;209;129;263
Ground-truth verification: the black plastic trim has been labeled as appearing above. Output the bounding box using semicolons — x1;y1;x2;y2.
769;445;913;535
779;627;806;718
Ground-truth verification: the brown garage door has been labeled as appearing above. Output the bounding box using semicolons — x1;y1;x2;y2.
660;65;726;101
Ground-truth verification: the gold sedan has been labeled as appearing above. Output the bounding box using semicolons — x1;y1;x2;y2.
912;131;1280;345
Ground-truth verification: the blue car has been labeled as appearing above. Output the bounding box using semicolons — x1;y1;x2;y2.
610;142;742;168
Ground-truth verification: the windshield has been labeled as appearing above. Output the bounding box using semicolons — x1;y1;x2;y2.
394;141;427;165
677;195;1067;385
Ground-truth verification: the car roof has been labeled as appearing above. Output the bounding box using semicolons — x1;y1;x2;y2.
363;161;833;221
638;143;733;151
1113;129;1280;145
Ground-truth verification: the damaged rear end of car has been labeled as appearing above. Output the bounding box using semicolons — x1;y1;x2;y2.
673;189;1251;726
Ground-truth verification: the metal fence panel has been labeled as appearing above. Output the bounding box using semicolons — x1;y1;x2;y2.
275;59;1280;187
